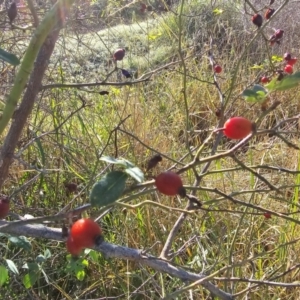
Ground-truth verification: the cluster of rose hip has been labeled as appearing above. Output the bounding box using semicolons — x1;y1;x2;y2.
261;52;298;84
0;115;265;257
251;4;298;84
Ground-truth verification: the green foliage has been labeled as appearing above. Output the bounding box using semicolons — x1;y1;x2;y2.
90;171;128;207
65;256;89;281
8;236;32;251
100;156;144;182
242;84;267;103
0;265;9;286
5;259;19;275
266;71;300;91
0;48;20;66
21;250;52;288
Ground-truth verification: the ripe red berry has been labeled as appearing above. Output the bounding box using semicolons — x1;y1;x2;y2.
284;52;292;61
155;171;183;196
274;29;284;39
0;196;10;219
70;218;102;248
66;236;83;256
214;64;222;73
286;58;297;66
260;76;270;84
113;48;125;61
269;29;284;46
284;64;293;74
223;117;253;140
263;212;271;219
265;8;274;20
251;14;263;27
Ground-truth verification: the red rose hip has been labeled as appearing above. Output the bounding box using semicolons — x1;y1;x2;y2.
113;48;126;61
214;64;222;73
70;218;102;248
260;76;270;84
265;8;274;20
155;171;183;196
223;117;253;140
287;58;297;66
66;236;83;256
274;29;284;39
251;14;263;27
284;64;293;74
263;212;271;219
284;52;292;61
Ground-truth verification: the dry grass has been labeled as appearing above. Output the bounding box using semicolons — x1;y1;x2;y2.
1;0;300;299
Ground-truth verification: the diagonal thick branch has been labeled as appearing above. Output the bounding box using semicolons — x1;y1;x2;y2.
0;220;233;300
0;29;60;189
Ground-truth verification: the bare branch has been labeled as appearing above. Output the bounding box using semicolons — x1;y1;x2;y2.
0;220;233;300
40;77;151;91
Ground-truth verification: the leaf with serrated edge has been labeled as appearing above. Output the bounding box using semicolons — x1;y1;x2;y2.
90;171;127;207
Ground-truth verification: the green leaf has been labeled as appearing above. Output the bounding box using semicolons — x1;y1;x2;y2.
100;156;128;167
23;262;39;272
213;8;223;15
0;265;8;286
8;236;32;251
124;166;144;183
101;156;144;182
81;258;89;267
23;272;38;289
242;84;267;103
6;259;19;275
271;55;283;63
250;64;264;70
87;250;99;263
0;48;20;66
44;249;51;259
265;71;300;91
252;84;267;93
76;269;86;281
90;171;128;207
100;156;136;168
36;254;45;263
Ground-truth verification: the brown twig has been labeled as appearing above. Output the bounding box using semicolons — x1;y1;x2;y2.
40;77;151;91
231;154;280;192
26;0;39;27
